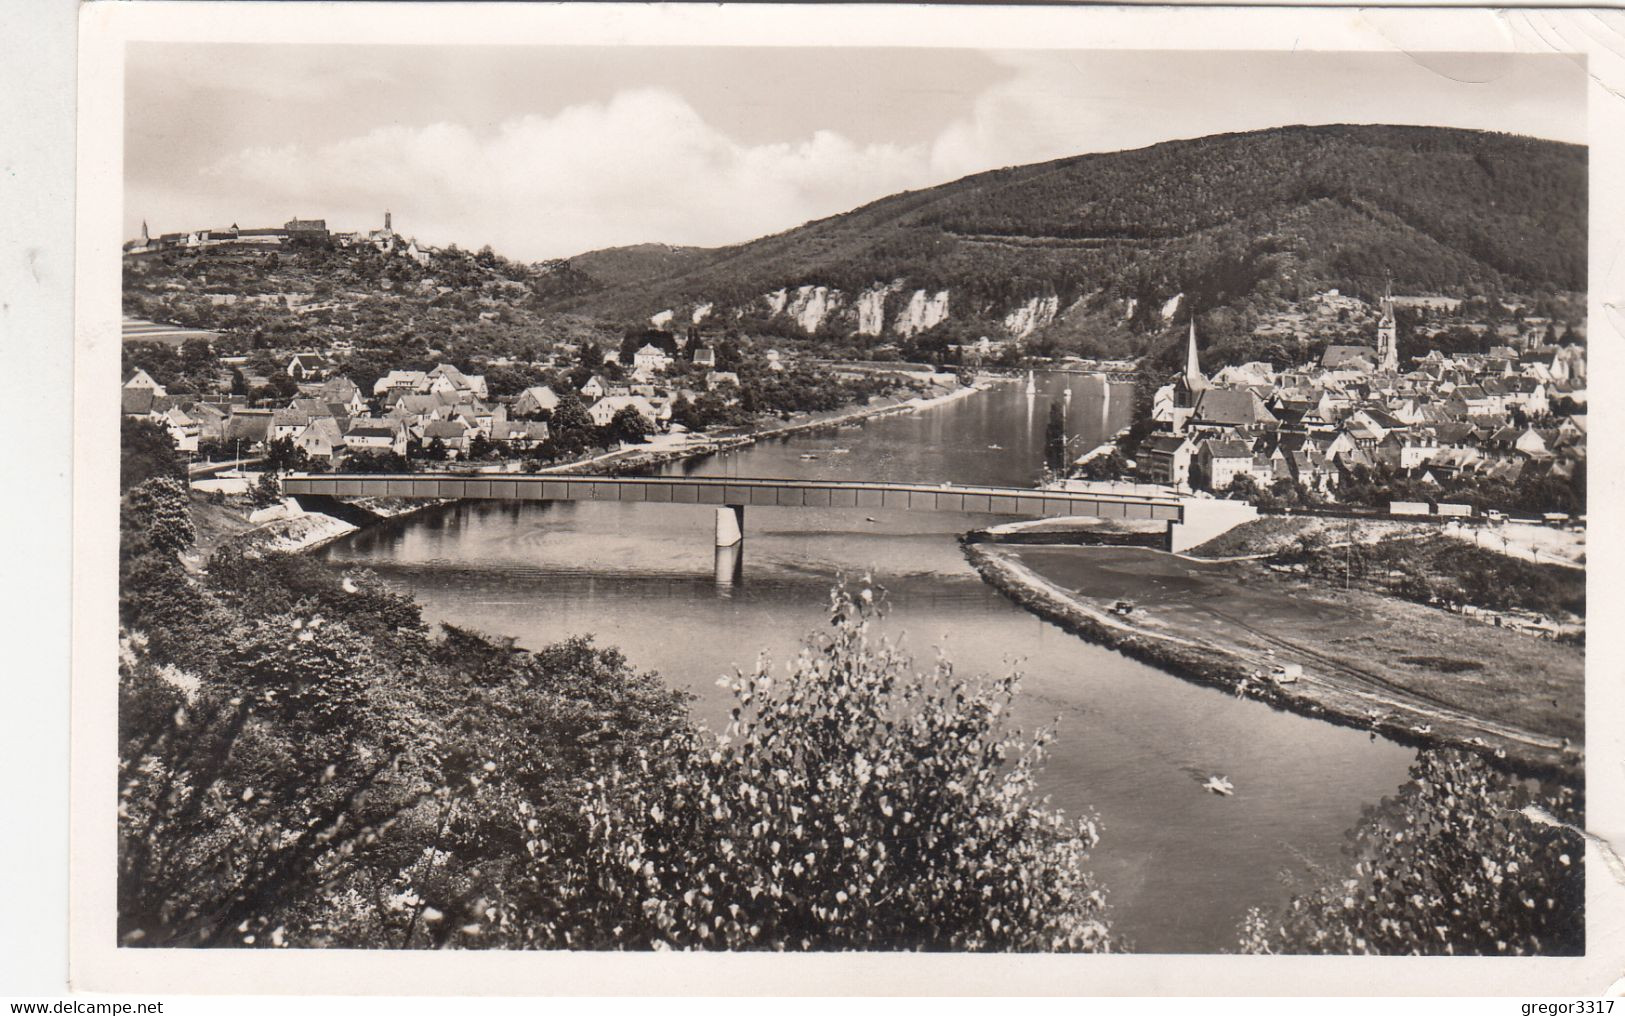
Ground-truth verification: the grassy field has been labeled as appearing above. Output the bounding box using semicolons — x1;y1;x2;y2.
1185;515;1415;558
990;544;1583;769
1186;515;1586;622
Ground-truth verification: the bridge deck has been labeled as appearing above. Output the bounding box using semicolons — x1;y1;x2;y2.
283;473;1184;522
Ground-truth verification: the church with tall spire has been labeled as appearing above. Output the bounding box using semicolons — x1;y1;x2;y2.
1161;317;1209;433
1375;278;1400;373
1182;318;1205;391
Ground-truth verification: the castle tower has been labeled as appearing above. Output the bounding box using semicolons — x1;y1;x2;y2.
140;220;149;244
384;210;392;232
1377;278;1399;373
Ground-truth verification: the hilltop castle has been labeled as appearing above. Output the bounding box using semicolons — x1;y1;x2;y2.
124;211;435;266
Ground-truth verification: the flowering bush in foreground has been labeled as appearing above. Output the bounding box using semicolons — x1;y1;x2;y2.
501;581;1114;951
1238;749;1583;955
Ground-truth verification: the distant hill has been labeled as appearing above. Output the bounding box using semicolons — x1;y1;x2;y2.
532;124;1586;354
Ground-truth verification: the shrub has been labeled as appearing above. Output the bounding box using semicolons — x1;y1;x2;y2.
1237;749;1583;955
497;581;1114;951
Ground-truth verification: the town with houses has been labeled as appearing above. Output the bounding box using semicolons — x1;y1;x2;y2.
1128;286;1587;515
122;342;755;469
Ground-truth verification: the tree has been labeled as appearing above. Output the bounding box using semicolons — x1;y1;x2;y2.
606;405;653;446
258;373;299;402
265;437;311;473
122;476;196;555
1075;448;1128;482
547;396;597;458
1223;472;1263;503
420;438;448;463
180;336;216;374
121;418;185;492
245;471;282;509
343;450;413;474
1044;400;1068;473
1238;750;1583;956
495;582;1115;951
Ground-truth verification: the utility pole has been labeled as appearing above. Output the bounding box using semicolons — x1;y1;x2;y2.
1345;520;1354;590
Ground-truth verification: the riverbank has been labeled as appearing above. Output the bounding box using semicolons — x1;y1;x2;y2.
547;379;1001;476
962;540;1582;783
186;489;452;564
969;515;1168;548
185;494;356;564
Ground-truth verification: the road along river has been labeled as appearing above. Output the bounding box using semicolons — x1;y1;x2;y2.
319;372;1417;952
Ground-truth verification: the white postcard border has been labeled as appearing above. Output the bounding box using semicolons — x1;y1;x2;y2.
71;1;1625;996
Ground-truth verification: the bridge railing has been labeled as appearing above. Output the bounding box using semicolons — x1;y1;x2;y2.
283;473;1185;522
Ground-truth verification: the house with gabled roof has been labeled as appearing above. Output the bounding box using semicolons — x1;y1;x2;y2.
271;408;312;443
344;419;408;457
632;344;674;373
1194;438;1254;492
1134;433;1196;489
161;405;200;454
187;401;229;443
223;409;273;450
294;417;347;465
121;388;160;419
123;367;167;397
287;353;334;380
492;419;552;449
421;419;472;457
587;395;658;428
513;386;560;417
424;363;488;400
1189;388;1277;432
374;370;429;396
314;376;367;413
1378;430;1440;471
1321;345;1379;371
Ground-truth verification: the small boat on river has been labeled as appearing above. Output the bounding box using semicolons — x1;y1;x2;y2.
1024;371;1037;395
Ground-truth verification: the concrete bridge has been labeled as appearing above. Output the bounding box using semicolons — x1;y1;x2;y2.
282;472;1206;548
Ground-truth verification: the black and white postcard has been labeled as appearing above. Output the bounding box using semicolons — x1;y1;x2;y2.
67;1;1625;996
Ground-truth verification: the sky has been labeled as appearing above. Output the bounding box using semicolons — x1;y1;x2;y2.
124;44;1587;262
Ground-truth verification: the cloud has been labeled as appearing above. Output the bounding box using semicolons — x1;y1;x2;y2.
202;88;936;260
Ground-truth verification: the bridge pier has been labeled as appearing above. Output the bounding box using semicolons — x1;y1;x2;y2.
715;504;745;547
714;542;744;591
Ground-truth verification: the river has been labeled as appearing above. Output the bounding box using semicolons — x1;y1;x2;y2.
320;372;1418;952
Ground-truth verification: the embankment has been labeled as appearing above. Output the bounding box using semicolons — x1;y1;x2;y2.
966;516;1165;548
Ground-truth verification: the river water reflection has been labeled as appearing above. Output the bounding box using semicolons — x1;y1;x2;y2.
321;373;1417;952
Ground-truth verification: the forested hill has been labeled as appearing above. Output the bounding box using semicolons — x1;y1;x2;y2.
533;124;1586;353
